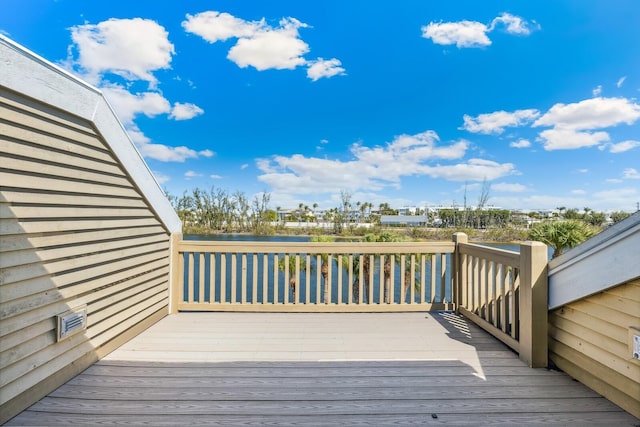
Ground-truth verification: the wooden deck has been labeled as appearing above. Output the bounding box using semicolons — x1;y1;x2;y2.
6;312;639;426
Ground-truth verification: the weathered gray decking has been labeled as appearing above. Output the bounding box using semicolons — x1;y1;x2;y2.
7;312;639;426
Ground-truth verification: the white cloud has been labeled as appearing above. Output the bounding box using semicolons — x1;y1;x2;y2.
571;189;586;195
462;109;539;134
307;58;346;81
422;20;491;48
617;76;627;88
227;18;309;70
137;143;214;163
623;168;640;179
538;128;609;150
489;13;534;35
257;131;514;195
533;97;640;151
422;13;536;49
182;11;262;43
185;170;202;178
210;174;223;179
592;85;602;97
510;139;531;148
534;97;640;130
606;178;623;184
170;102;204;120
493;183;527;192
183;12;344;80
101;83;171;124
67;18;211;163
240;164;249;170
578;168;589;173
606;140;640;153
69;18;174;86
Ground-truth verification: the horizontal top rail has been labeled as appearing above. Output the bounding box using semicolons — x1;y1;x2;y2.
458;242;520;267
178;241;456;254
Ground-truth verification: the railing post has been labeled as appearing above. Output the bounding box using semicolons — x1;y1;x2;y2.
452;233;468;313
169;232;183;314
519;241;548;368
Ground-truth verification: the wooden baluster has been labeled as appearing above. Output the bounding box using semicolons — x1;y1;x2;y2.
262;254;268;305
284;254;290;305
231;253;237;304
400;255;406;305
316;254;322;304
440;253;446;304
273;254;278;305
241;253;247;304
430;254;437;303
305;254;311;305
198;252;205;303
337;255;343;305
220;253;226;304
368;254;374;305
420;254;426;305
410;254;416;304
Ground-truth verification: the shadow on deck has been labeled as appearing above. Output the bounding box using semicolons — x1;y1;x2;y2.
6;313;638;426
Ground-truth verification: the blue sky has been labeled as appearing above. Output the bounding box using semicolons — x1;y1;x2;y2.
2;0;639;212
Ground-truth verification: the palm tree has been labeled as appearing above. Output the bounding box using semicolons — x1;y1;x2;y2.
529;220;595;258
310;235;335;303
277;255;308;302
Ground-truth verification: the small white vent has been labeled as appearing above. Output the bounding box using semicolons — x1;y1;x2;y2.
57;306;87;341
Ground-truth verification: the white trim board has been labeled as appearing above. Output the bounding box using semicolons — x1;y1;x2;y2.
548;211;640;309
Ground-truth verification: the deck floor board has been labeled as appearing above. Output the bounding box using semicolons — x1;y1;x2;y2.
6;312;639;426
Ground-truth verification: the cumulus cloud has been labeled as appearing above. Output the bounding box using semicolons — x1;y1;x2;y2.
422;20;491;48
101;83;171;124
182;11;262;43
169;102;205;120
185;170;202;178
462;109;539;134
510;139;531;148
537;128;610;150
422;13;536;48
492;183;527;192
599;140;640;153
623;168;640;179
533;97;640;150
210;174;223;179
534;97;640;130
69;18;174;86
307;58;346;81
67;18;212;162
183;11;344;80
489;13;535;35
257;131;514;195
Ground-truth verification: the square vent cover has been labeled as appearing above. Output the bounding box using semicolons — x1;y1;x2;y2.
56;306;87;342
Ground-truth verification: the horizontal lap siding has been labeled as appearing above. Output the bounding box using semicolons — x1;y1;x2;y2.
549;279;640;418
0;87;171;421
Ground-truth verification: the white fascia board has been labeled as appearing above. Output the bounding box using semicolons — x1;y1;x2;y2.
0;35;181;233
548;211;640;309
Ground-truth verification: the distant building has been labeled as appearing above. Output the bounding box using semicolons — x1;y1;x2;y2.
380;215;429;226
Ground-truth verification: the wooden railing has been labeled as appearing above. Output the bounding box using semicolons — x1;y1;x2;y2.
453;233;548;368
169;234;548;367
171;240;456;312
